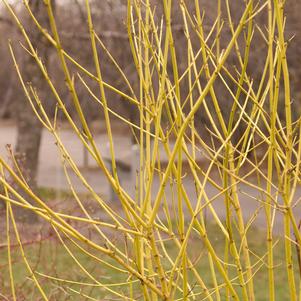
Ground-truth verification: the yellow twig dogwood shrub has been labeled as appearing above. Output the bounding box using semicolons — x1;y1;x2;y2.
0;0;301;300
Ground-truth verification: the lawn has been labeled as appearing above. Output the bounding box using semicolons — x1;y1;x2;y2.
0;215;298;301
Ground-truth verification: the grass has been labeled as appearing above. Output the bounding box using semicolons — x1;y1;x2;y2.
0;220;298;301
37;187;75;202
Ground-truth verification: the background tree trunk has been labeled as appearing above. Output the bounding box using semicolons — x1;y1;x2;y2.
14;1;54;222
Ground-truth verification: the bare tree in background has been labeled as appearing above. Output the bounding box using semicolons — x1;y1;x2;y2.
14;1;54;221
0;0;299;196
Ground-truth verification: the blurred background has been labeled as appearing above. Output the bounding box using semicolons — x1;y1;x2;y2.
0;0;300;201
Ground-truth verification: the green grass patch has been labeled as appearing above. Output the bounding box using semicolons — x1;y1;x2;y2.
0;222;298;300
